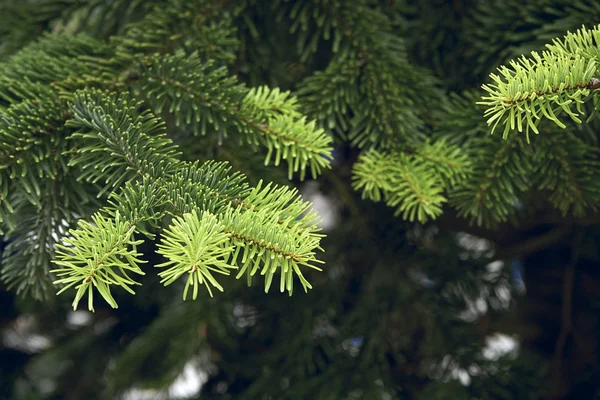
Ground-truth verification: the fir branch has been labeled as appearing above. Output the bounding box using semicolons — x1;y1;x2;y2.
103;177;168;239
58;0;150;38
435;90;599;226
284;0;344;61
51;211;146;311
0;83;102;299
240;179;322;233
383;156;446;224
67;87;322;232
432;91;489;147
67;89;181;196
285;0;441;148
352;141;471;223
0;191;14;234
1;170;100;300
297;55;361;139
415;140;473;186
139;53;242;136
114;0;239;63
465;1;600;81
432;91;532;227
139;52;333;179
0;94;71;208
223;205;323;295
0;0;143;59
351;149;393;203
478;25;600;139
242;86;333;179
51;90;326;308
546;24;600;63
533;131;600;216
2;199;66;300
162;160;252;216
156;210;236;299
101;173;326;299
160;175;325;295
449;135;533;227
0;0;68;58
349;59;425;148
0;34;115;88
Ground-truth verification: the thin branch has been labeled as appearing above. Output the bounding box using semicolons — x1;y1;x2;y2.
495;226;572;259
550;229;583;398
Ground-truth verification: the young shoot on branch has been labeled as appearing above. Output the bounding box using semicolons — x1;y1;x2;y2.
479;24;600;141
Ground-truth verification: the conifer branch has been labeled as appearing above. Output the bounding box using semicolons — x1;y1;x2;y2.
161;161;252;216
432;92;534;227
156;210;236;299
449;136;533;227
479;24;600;139
0;34;115;88
2;198;66;300
297;55;361;138
0;137;102;299
534;132;600;216
0;94;71;207
67;89;181;196
114;0;239;63
289;0;440;148
546;24;600;63
51;211;146;311
352;141;471;223
222;205;323;295
159;174;324;295
139;53;333;179
48;89;326;309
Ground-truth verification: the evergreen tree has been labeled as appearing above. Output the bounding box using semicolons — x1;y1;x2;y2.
1;1;599;399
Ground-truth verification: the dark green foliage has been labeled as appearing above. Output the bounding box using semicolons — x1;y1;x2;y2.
2;1;600;400
534;131;600;215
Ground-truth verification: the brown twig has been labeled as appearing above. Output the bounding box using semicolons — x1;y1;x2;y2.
495;226;572;260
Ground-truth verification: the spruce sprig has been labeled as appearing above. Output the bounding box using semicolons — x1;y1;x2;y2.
352;141;471;223
67;89;181;196
156;210;235;299
479;24;600;140
139;52;333;179
51;211;146;311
